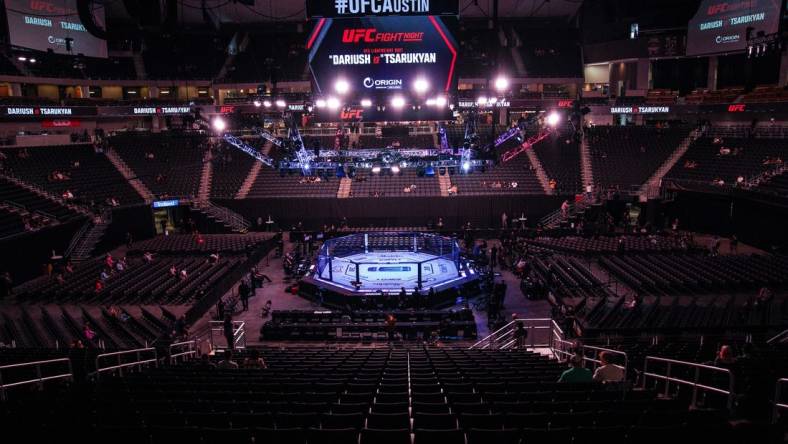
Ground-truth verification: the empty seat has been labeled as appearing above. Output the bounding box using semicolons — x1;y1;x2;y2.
360;428;411;444
366;413;410;430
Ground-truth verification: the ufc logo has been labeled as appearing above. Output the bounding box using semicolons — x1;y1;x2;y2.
341;109;363;120
558;100;574;108
728;104;746;112
342;29;376;43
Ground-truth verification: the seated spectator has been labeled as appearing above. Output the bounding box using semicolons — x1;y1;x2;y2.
62;190;75;200
94;279;103;293
169;265;177;277
179;269;188;280
593;352;625;383
558;354;592;383
195;353;215;370
100;268;110;281
243;349;268;369
217;350;239;369
714;345;737;367
209;252;220;264
83;323;96;342
143;251;154;262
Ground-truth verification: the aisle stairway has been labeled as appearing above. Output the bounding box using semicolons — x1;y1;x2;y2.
337;177;352;198
525;149;553;195
438;172;452;197
104;148;154;202
580;131;594;191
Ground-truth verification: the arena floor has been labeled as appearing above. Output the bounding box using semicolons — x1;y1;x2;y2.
317;251;462;292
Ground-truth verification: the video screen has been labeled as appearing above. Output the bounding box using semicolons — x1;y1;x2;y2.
307;16;458;95
686;0;783;56
5;0;108;58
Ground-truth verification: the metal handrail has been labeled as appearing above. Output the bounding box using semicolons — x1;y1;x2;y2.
767;328;788;345
470;318;558;350
642;356;735;411
0;358;73;401
773;378;788;424
169;340;197;364
209;320;247;350
94;347;157;379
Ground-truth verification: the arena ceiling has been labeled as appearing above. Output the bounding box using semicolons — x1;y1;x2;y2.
104;0;584;26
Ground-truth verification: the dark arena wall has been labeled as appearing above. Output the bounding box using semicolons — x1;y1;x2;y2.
217;195;565;229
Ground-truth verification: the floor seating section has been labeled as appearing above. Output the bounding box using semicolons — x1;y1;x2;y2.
587;126;690;190
666;136;787;185
1;145;143;206
262;310;477;341
529;235;685;255
597;253;788;296
0;347;760;444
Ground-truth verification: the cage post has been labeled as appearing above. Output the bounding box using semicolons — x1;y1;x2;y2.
328;256;333;281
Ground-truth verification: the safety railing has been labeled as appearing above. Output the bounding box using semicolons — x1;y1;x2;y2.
470;318;562;350
767;328;788;345
94;347;157;380
773;378;788;424
169;340;198;364
0;358;73;401
641;356;734;411
209;320;247;350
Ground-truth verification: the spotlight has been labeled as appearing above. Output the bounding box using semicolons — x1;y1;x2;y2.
413;78;429;93
334;79;350;95
391;165;400;174
391;96;406;109
546;111;561;127
211;117;227;132
361;99;372;108
372;166;382;174
263;100;272;108
17;56;26;61
462;161;471;172
315;99;327;108
326;97;340;109
425;98;436;106
435;96;447;107
476;96;487;106
28;58;35;63
494;76;509;92
275;99;286;108
253;100;261;107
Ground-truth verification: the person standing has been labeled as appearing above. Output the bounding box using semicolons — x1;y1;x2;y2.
239;279;251;312
223;313;234;351
217;299;225;320
501;212;508;229
490;246;498;268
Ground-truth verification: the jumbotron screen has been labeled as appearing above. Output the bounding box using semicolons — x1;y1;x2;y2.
307;16;458;94
4;0;108;58
686;0;783;56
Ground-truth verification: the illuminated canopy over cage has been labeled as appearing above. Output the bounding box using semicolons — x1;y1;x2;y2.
313;232;472;293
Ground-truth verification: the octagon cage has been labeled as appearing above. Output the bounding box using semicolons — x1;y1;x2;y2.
314;232;468;294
